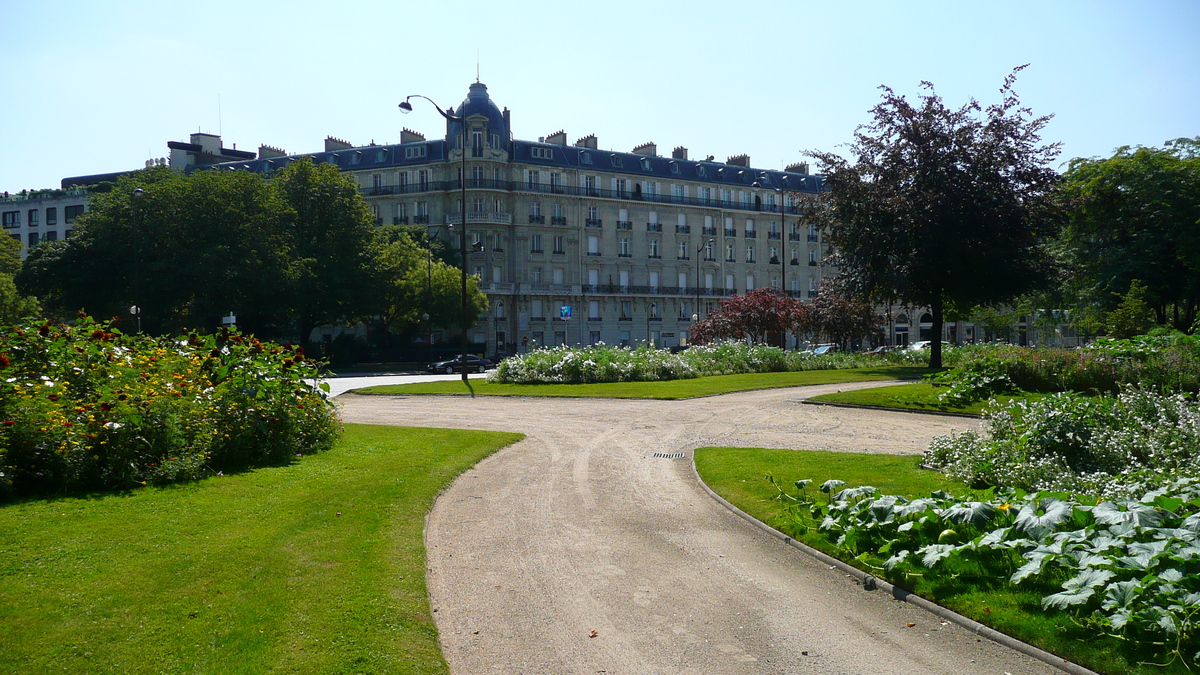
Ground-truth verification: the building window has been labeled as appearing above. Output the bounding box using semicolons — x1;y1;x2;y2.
531;234;543;253
589;300;600;319
2;211;19;229
46;230;57;242
611;155;623;168
27;210;39;227
644;181;657;196
590;331;600;345
553;268;564;284
28;232;39;247
720;189;731;204
472;197;486;213
530;201;542;217
528;170;540;188
640;157;651;171
531;146;553;160
587;205;598;220
580;151;592;165
553;235;565;254
614;178;628;197
678;272;688;289
495;301;506;318
746;275;755;291
584;175;598;195
726;274;735;292
552;203;563;218
726;243;735;262
418;170;430;190
619;237;631;257
405;144;427;159
531;267;542;283
648;239;660;258
587;236;599;255
747;246;756;263
705;241;714;259
677;241;688;260
46;207;57;225
490;134;500;149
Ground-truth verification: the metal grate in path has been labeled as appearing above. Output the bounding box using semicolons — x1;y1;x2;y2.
652;452;686;459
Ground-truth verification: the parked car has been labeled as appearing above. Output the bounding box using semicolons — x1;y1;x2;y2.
427;354;492;374
811;344;838;356
906;341;951;351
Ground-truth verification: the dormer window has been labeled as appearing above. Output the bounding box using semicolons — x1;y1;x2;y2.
696;165;707;178
404;145;427;159
351;152;362;165
531;146;553;160
580;151;592;165
669;162;680;175
376;149;388;162
640;157;651;171
611;155;623;168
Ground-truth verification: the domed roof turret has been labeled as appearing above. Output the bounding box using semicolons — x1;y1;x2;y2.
446;82;507;149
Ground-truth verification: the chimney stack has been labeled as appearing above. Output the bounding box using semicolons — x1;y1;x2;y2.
726;154;750;167
545;130;567;145
632;142;657;156
573;134;598;149
672;146;688;160
325;136;353;151
258;145;287;159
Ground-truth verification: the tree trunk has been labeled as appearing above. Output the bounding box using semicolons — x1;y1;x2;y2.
929;295;944;369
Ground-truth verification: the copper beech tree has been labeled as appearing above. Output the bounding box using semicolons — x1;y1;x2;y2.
807;67;1060;367
690;288;807;345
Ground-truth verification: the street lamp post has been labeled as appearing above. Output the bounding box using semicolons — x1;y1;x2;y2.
131;187;144;333
694;238;713;327
400;95;470;390
778;188;788;349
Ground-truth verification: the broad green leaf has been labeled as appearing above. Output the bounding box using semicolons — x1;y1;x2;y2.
1042;586;1096;610
1092;501;1164;528
1102;580;1142;610
1014;498;1073;539
919;543;959;568
942;501;999;528
820;479;846;494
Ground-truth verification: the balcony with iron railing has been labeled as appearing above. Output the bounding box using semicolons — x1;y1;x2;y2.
580;284;735;297
616;221;633;230
768;231;781;240
745;230;757;239
808;234;819;242
528;214;545;224
361;179;822;215
446;211;513;225
789;232;801;241
647;222;662;232
551;216;567;225
676;224;691;234
702;226;717;236
585;218;603;228
724;228;737;237
413;214;430;224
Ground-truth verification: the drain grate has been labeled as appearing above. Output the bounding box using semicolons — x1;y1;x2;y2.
652;452;686;459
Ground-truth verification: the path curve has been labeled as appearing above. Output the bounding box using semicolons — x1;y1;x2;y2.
339;382;1063;674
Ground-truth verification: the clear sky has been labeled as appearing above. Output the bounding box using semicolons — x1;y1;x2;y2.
2;0;1197;194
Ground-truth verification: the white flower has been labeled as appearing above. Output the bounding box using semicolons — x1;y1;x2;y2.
104;421;123;430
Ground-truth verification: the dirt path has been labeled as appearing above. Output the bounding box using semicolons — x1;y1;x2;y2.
339;382;1063;674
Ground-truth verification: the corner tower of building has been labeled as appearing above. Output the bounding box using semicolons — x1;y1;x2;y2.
447;82;510;155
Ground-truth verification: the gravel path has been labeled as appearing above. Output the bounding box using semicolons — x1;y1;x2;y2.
338;382;1064;674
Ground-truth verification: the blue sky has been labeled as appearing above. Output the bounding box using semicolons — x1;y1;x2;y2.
2;0;1197;193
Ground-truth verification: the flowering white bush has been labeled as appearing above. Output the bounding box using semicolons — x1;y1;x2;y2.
925;387;1200;497
488;341;895;385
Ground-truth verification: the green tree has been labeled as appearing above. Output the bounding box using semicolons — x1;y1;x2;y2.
807;67;1061;367
17;166;291;334
1106;280;1157;338
273;159;379;343
371;226;486;334
0;274;41;324
0;233;21;276
1058;138;1200;332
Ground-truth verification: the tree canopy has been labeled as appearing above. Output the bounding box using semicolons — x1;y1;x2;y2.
808;67;1061;366
1057;137;1200;332
690;288;806;345
16;160;471;342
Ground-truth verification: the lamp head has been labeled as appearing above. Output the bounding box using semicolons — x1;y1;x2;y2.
398;100;413;113
132;188;144;198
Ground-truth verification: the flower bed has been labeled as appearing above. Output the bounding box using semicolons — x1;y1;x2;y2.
770;477;1200;671
488;341;923;385
925;388;1200;498
0;317;339;496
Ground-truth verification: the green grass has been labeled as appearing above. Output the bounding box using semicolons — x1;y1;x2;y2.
807;382;1044;415
694;447;1172;675
353;366;934;399
0;423;523;675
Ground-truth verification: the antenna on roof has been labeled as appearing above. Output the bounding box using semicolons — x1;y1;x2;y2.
476;49;480;83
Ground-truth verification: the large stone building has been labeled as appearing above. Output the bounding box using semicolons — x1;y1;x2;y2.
191;82;835;354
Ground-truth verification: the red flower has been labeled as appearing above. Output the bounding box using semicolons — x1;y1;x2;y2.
0;354;9;368
3;420;14;426
100;402;111;412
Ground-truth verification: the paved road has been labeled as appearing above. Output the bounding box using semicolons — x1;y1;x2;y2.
313;372;487;398
338;383;1064;674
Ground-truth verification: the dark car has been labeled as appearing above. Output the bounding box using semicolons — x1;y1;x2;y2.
427;354;491;374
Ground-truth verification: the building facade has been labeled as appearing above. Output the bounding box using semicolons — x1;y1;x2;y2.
198;82;835;354
0;188;89;256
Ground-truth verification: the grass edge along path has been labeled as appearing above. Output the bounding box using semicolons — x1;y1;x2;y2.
352;366;932;400
807;381;1043;415
693;447;1163;675
0;423;523;675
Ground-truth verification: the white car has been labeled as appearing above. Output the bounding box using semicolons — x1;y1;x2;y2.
907;340;950;351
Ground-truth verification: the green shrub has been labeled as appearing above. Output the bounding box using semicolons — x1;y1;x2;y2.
925;388;1200;497
489;340;921;385
0;316;339;497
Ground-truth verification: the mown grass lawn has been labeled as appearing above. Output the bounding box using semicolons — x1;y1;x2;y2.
0;423;523;675
807;381;1044;415
352;366;934;399
695;447;1175;675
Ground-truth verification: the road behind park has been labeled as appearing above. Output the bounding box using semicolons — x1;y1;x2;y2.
338;382;1064;674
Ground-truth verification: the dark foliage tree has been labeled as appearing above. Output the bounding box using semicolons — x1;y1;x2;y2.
807;279;883;348
807;67;1061;367
1057;138;1200;332
18;166;291;334
691;288;807;345
273;159;380;343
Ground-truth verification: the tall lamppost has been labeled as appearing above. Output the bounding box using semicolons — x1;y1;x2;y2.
695;237;714;326
400;95;470;388
131;187;144;333
777;187;788;349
